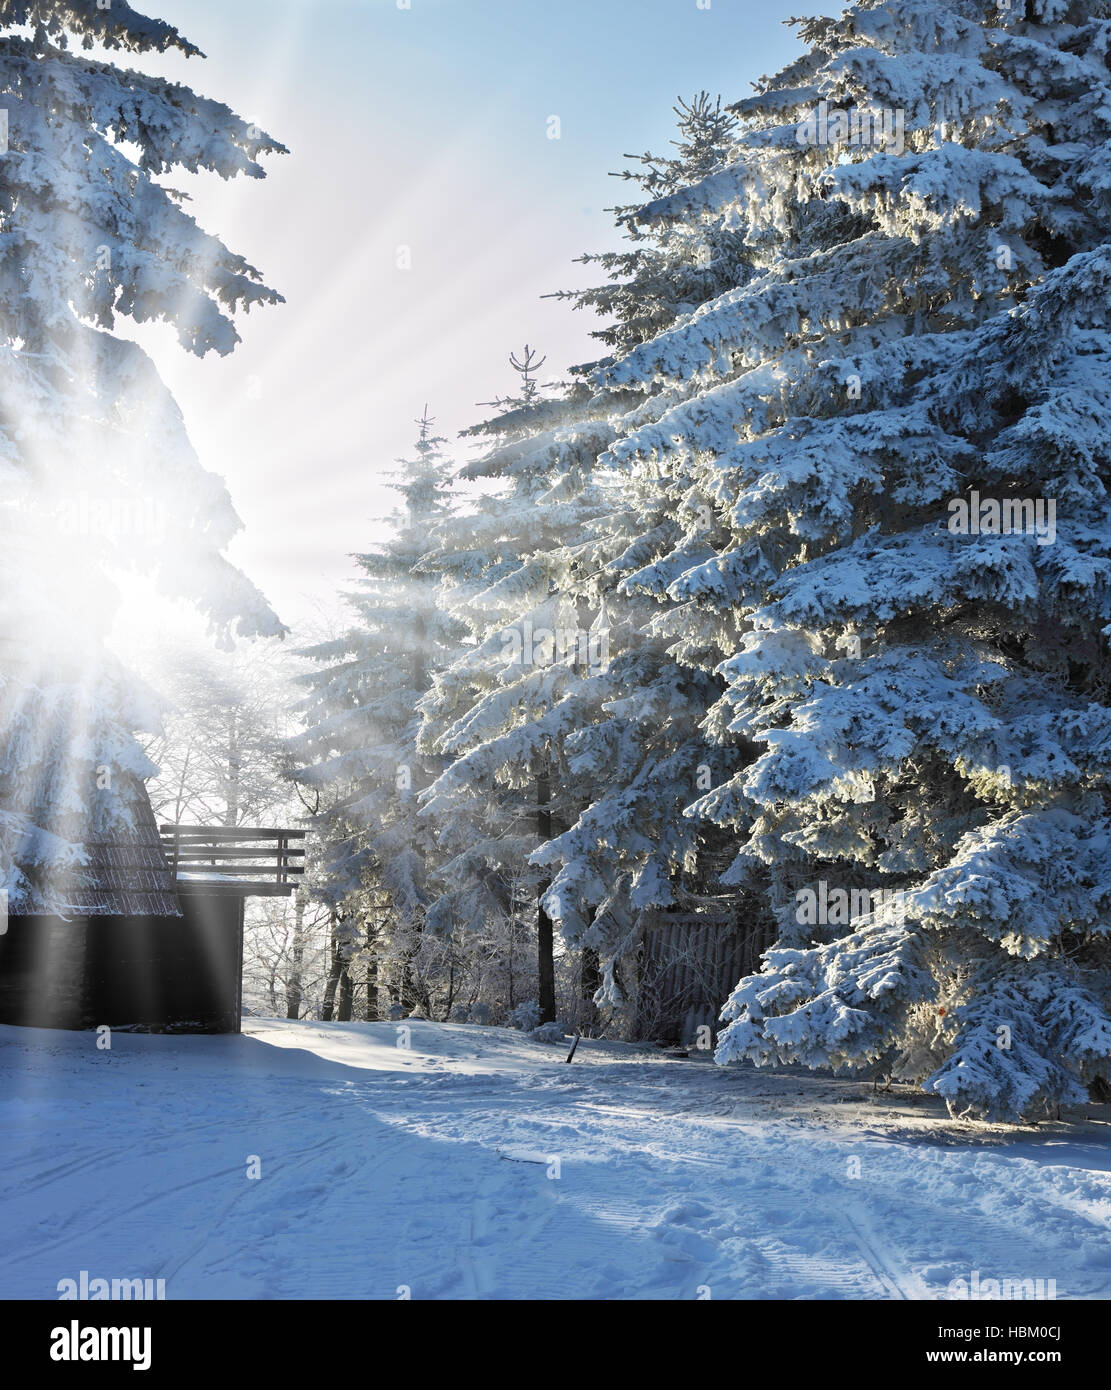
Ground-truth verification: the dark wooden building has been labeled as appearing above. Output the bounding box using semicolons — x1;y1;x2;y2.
0;803;303;1034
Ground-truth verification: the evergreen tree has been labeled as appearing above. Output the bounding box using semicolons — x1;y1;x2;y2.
419;96;749;1018
590;0;1111;1119
417;350;583;1022
0;2;284;911
549;92;742;355
291;410;462;1015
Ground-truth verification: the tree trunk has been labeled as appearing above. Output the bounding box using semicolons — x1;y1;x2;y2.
321;909;343;1022
443;958;456;1022
224;706;240;828
536;766;556;1024
400;945;417;1014
364;941;378;1022
337;967;353;1022
508;907;516;1010
398;916;426;1015
286;890;305;1019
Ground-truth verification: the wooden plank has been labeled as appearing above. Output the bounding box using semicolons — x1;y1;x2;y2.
172;864;304;877
174;880;298;898
165;846;305;861
160;826;306;840
169;861;301;872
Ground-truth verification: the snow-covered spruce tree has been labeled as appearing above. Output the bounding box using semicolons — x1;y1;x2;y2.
0;1;284;912
548;93;742;356
592;0;1111;1118
418;97;757;1024
416;349;583;1024
290;410;464;1018
532;100;763;1012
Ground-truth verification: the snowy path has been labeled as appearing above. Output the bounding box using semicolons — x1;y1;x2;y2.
2;1020;1110;1300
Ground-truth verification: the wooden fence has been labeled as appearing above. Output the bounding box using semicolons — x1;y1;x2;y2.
159;826;305;898
633;910;776;1044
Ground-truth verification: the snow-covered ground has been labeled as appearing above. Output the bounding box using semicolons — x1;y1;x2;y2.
2;1019;1110;1300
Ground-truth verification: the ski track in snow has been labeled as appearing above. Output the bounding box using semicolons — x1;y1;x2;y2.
1;1019;1110;1300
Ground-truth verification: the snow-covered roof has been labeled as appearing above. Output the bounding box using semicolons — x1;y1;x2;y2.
15;788;182;919
63;793;181;918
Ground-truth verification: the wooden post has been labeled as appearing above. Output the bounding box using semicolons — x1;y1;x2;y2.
235;897;245;1034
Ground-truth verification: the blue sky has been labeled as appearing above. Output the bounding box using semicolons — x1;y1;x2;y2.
134;0;837;631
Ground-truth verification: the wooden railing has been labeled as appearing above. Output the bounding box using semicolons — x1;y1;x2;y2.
159;826;306;898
